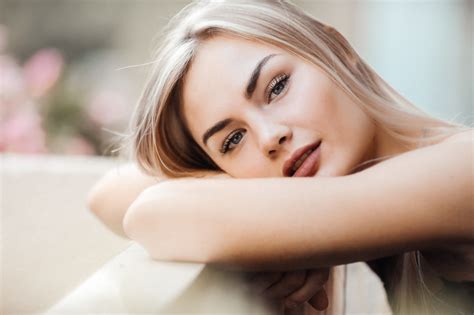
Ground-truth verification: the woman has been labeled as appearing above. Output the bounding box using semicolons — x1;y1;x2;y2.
88;0;473;314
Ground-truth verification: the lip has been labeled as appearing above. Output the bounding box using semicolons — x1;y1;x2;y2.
282;140;322;177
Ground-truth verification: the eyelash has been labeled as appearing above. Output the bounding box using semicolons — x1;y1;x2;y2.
220;128;246;154
220;73;290;155
266;73;290;102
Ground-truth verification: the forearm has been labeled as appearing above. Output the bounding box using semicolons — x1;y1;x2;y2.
124;176;356;268
125;176;396;270
124;141;472;270
87;163;160;237
87;163;228;238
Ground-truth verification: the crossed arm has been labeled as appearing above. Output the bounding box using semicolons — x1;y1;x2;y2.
88;162;335;310
122;138;472;272
88;133;472;310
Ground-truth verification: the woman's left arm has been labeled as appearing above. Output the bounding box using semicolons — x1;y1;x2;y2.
123;137;472;271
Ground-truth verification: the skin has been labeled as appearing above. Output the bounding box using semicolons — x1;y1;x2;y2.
182;35;416;179
143;33;465;311
90;35;472;312
88;164;329;311
180;35;471;309
180;35;393;310
180;35;417;310
124;134;472;311
87;163;160;237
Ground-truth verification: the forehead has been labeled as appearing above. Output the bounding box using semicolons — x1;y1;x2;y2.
181;35;285;144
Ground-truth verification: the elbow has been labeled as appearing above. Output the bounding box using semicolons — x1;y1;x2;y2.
86;182;104;217
122;184;222;264
122;198;144;241
87;172;116;218
121;187;165;255
122;185;160;241
121;187;178;261
86;180;129;238
122;193;181;261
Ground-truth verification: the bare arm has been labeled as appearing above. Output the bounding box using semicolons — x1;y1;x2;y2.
87;162;229;238
87;163;161;237
87;162;335;310
123;138;473;271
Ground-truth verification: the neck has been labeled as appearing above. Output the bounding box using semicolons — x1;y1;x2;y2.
374;128;414;159
351;126;423;175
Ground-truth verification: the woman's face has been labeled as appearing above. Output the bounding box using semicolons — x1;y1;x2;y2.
182;35;377;178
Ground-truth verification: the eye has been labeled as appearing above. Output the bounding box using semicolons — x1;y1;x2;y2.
220;129;246;154
266;74;290;102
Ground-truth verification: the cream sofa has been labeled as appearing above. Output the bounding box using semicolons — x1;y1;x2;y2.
1;154;391;314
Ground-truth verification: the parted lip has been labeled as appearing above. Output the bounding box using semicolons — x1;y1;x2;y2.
282;140;322;177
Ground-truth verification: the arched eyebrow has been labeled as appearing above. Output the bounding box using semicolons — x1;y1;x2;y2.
245;53;278;99
202;118;232;146
202;53;278;147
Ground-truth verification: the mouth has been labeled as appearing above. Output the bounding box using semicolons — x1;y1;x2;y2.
282;140;322;177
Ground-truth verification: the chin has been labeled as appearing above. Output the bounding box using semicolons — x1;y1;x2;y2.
313;166;335;177
315;162;355;178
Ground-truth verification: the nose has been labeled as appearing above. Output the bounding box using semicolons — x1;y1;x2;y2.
258;122;292;157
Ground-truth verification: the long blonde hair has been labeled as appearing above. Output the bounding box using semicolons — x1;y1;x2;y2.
125;0;470;313
126;0;468;178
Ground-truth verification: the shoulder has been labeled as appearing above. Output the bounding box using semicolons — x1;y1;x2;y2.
356;127;473;246
438;128;473;144
421;128;474;282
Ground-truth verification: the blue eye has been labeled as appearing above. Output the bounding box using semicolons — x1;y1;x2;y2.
220;129;246;154
266;74;289;102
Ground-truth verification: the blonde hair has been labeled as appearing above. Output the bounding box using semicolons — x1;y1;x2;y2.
125;0;470;313
126;0;468;178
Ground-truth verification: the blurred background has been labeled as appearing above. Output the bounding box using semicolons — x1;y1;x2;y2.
1;0;472;157
0;2;472;314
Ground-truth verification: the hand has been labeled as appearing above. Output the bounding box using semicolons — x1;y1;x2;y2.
244;268;330;311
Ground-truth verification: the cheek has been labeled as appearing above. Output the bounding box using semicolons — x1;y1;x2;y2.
290;76;338;131
348;107;376;159
337;98;375;144
221;141;272;178
322;98;376;176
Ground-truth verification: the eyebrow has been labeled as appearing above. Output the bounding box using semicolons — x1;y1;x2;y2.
245;53;278;99
202;118;232;146
202;53;277;147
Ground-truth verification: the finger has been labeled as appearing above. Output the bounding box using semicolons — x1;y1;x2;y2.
310;268;330;285
308;289;329;311
262;270;307;299
283;269;329;309
283;302;306;315
243;271;259;282
246;272;285;294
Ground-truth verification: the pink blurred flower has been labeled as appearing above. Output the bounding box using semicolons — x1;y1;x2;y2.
0;55;26;113
63;136;96;155
0;110;47;153
23;48;64;98
87;90;128;126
